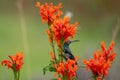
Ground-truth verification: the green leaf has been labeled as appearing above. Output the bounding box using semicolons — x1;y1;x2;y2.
49;67;56;72
43;66;49;75
49;61;55;66
43;60;56;75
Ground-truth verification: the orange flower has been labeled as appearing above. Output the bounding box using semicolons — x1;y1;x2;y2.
36;2;63;25
83;51;110;76
54;59;77;80
1;60;12;69
51;16;78;46
2;52;24;71
101;41;116;62
83;41;116;79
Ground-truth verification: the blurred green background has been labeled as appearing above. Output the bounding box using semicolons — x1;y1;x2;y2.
0;0;120;80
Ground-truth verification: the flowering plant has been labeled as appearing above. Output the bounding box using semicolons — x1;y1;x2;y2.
36;1;116;80
2;52;24;80
36;2;78;80
83;41;116;80
0;1;117;80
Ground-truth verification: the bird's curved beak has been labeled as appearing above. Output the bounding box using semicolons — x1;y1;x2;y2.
71;40;79;43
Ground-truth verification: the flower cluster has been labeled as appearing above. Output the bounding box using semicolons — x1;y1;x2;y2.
2;52;24;71
36;2;78;47
36;2;62;25
46;16;78;46
101;41;116;62
83;41;116;79
54;59;77;80
51;16;78;46
2;52;24;80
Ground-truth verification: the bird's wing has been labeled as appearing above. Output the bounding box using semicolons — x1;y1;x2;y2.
64;47;72;53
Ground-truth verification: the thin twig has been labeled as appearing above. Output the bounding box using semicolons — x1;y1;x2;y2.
48;27;57;63
16;0;31;80
112;17;120;40
78;65;86;68
101;75;104;80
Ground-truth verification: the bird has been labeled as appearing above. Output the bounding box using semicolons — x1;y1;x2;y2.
62;40;79;79
62;40;79;61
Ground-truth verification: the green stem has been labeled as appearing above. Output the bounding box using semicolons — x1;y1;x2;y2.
58;43;63;63
13;70;20;80
59;39;64;62
58;48;61;63
92;74;98;80
12;64;17;80
60;47;63;62
51;38;57;62
17;70;20;80
12;64;20;80
13;70;17;80
48;25;57;63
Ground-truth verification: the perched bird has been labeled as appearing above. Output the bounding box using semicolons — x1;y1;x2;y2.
63;40;79;79
62;40;79;61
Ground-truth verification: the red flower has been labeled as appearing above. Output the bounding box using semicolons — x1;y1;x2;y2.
83;41;116;79
2;52;24;71
54;59;78;80
1;60;12;69
36;2;63;25
101;41;116;62
51;16;78;46
83;51;110;76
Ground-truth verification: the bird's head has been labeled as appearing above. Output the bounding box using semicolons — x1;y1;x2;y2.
64;40;79;46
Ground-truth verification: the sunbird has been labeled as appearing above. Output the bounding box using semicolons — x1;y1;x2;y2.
62;40;79;61
63;40;79;79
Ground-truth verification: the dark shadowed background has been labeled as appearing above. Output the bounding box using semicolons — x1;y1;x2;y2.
0;0;120;80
